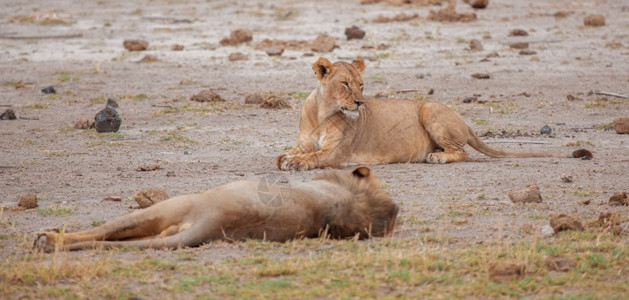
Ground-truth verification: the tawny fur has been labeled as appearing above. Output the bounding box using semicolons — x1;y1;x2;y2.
33;167;398;252
276;57;591;171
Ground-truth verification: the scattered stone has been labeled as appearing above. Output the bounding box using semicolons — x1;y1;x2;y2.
137;164;161;172
244;93;265;105
581;156;591;161
41;86;56;94
519;49;537;55
471;73;490;79
508;184;543;204
549;213;584;232
560;173;573;183
566;94;582;101
0;109;17;120
74;117;94;129
463;96;478;103
509;29;528;36
220;28;253;46
581;199;591;205
486;52;499;58
545;256;576;272
428;6;476;23
123;39;148;51
465;0;488;9
228;52;247;61
171;44;184;51
469;39;483;51
312;34;335;53
540;125;552;135
260;95;291;109
541;225;555;236
166;171;176;177
509;42;528;49
139;55;159;63
584;14;605;27
345;25;365;40
18;193;38;209
133;188;169;208
102;196;122;202
265;47;284;56
373;13;419;23
613;117;629;134
94;106;121;133
190;89;225;102
106;98;119;109
609;192;628;206
487;261;526;282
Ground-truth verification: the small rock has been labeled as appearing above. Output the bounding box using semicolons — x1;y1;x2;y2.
0;109;17;120
609;192;628;206
74;117;94;129
509;29;528;36
487;261;526;283
545;256;576;272
166;171;176;177
171;44;184;51
265;47;284;56
94;106;122;133
312;34;335;53
584;14;605;27
509;42;528;49
613;117;629;134
581;199;591;205
123;39;148;51
508;184;543;203
244;93;265;105
519;49;537;55
139;55;159;63
134;188;169;209
345;25;365;40
471;73;490;79
220;28;253;46
41;86;56;94
463;96;478;103
137;164;161;172
190;89;225;102
102;196;122;202
260;95;291;109
540;125;552;135
469;39;483;51
549;213;584;232
566;94;582;101
486;52;499;58
541;225;555;236
560;173;573;183
466;0;488;9
106;98;119;109
581;156;591;161
228;52;247;61
18;193;38;209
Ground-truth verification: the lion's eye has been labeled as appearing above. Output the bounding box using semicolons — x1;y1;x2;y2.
341;81;349;88
359;83;364;90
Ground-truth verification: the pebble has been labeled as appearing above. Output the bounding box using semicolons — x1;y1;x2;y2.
123;39;148;51
94;106;122;133
541;225;555;236
540;124;552;135
0;109;17;120
345;25;365;40
312;34;335;52
41;86;56;94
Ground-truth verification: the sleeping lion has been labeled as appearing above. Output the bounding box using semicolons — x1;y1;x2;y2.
277;57;591;171
34;166;398;251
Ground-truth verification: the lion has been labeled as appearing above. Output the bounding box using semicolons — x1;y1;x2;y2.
33;166;398;252
276;57;592;171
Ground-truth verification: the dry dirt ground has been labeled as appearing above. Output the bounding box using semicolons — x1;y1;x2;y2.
1;0;628;294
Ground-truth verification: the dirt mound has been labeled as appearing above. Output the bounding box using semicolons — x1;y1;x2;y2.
312;34;336;53
428;6;476;23
487;261;526;282
508;184;542;203
373;13;419;23
613;118;629;134
123;39;148;51
134;188;169;208
609;192;628;206
545;256;576;272
550;213;584;232
254;39;309;50
190;90;225;102
18;193;38;209
220;28;253;46
261;95;291;109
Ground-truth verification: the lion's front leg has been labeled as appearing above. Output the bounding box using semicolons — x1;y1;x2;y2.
279;150;345;171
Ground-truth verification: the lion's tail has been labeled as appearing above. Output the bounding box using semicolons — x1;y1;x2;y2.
466;127;592;159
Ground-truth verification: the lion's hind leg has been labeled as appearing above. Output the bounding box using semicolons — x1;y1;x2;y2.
420;102;470;164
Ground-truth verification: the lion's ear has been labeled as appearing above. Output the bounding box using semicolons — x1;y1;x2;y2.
313;57;334;81
351;56;365;73
352;166;371;178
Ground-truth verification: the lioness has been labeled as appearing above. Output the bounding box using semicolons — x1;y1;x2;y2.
277;57;591;171
34;166;398;251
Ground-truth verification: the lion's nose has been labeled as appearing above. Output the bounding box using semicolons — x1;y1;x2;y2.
354;100;364;107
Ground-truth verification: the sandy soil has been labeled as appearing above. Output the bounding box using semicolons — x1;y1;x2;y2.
1;0;628;260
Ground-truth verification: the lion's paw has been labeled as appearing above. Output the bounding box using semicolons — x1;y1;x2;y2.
426;153;447;164
279;155;312;171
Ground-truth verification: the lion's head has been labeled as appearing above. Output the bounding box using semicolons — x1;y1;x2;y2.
316;166;399;239
313;57;366;119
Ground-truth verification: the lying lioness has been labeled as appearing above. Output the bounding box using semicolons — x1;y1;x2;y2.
34;166;398;251
277;57;591;171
